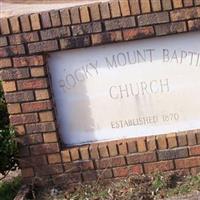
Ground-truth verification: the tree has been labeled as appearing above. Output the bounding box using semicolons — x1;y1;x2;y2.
0;81;18;179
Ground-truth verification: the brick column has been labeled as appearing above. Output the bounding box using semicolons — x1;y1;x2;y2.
0;55;63;183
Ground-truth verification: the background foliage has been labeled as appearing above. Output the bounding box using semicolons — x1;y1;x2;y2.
0;81;18;177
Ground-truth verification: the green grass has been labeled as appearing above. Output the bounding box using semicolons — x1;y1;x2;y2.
0;176;22;200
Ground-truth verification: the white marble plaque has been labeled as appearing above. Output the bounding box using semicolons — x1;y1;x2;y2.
48;32;200;146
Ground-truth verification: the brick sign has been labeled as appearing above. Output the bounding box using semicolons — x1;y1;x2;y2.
1;0;200;186
49;32;200;146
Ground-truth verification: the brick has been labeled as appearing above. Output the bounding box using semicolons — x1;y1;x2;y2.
89;3;101;21
13;55;44;67
158;147;188;160
0;58;12;69
127;152;157;164
40;27;70;40
60;8;71;26
97;169;113;179
82;171;97;182
40;12;51;28
129;0;140;15
19;155;47;168
183;0;193;7
0;68;29;81
189;145;200;156
60;36;90;49
119;0;131;16
172;0;183;8
162;0;173;10
170;7;200;21
187;131;197;145
118;142;128;155
147;136;157;151
61;150;71;162
123;26;154;41
96;156;125;169
43;132;58;143
197;132;200;144
140;0;151;13
30;143;59;155
110;1;121;18
191;167;200;175
19;146;30;157
167;133;178;148
108;143;118;156
70;148;80;161
0;18;10;35
188;19;200;31
175;157;200;169
155;22;187;36
0;37;7;47
65;160;94;172
31;67;45;77
111;156;126;167
128;164;143;175
10;113;38;125
20;15;31;32
70;7;80;24
53;173;81;185
80;146;89;160
21;168;34;178
177;132;188;146
17;78;48;91
195;0;200;5
127;140;137;153
30;13;41;30
2;81;16;92
104;16;136;31
35;164;63;176
5;91;34;103
9;32;39;45
15;125;26;136
137;138;147;152
89;144;99;159
144;160;174;173
22;100;52;113
48;153;61;164
100;2;111;19
95;158;112;169
0;47;8;58
28;40;58;54
7;103;21;114
113;165;143;177
9;16;20;33
0;45;25;58
22;134;43;145
39;111;54;122
50;10;61;27
80;6;90;23
156;135;167;149
98;144;109;158
26;122;56;134
113;166;128;177
35;89;50;100
138;12;169;26
151;0;162;11
71;22;102;36
91;31;122;45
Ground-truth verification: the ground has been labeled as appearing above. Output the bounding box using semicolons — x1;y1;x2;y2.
36;172;200;200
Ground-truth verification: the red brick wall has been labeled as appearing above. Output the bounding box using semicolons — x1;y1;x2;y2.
0;0;200;185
